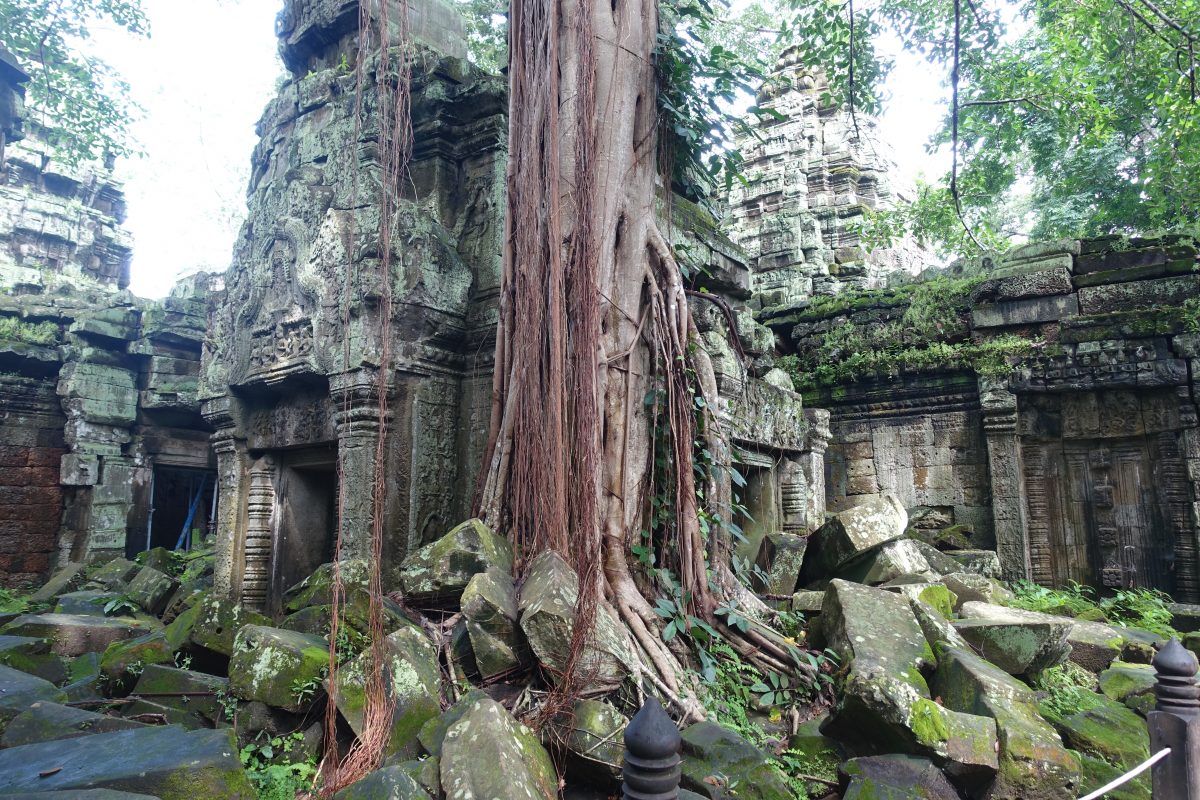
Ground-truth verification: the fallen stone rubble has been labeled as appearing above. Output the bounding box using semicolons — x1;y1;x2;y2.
0;507;1186;799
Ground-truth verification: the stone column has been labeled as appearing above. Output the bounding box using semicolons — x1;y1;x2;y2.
800;409;831;531
330;369;387;562
242;456;276;610
780;458;808;533
203;397;250;599
980;379;1031;581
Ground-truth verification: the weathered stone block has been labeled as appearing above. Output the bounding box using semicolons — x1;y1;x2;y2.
1;700;144;748
953;618;1071;675
0;726;254;798
752;532;807;595
971;294;1080;328
518;551;633;688
229;625;328;712
461;569;524;679
132;665;229;727
680;722;791;799
836;538;934;585
440;697;557;800
125;565;179;615
332;767;432;800
947;549;1002;577
0;613;158;657
941;573;1014;609
398;518;513;606
334;624;441;758
840;754;962;800
182;593;271;656
799;494;907;584
934;647;1079;799
1077;275;1200;314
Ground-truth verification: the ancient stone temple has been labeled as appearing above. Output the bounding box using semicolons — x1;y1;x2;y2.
198;0;505;612
0;118;214;585
199;0;830;611
727;48;932;306
767;237;1200;600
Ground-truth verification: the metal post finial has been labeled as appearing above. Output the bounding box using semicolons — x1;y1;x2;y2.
622;697;682;800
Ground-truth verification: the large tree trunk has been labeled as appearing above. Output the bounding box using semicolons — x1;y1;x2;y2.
478;0;801;715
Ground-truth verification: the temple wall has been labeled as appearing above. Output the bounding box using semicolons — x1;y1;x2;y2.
765;235;1200;599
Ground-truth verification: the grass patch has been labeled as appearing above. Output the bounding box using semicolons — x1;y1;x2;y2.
1008;580;1178;638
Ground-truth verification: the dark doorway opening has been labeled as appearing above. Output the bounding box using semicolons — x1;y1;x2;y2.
269;446;338;614
130;466;217;558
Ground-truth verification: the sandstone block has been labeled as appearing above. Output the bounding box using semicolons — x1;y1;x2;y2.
461;569;524;679
229;625;328;712
399;519;513;606
799;494;907;585
440;697;557;800
752;531;807;595
1;613;158;657
0;726;254;798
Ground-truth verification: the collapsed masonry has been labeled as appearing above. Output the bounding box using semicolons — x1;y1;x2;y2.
0;0;1195;619
0;92;214;586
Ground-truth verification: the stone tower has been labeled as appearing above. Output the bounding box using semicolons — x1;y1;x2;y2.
728;48;932;305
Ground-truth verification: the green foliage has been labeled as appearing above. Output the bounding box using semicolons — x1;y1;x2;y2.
1009;580;1099;617
454;0;506;73
102;595;139;616
0;317;59;346
699;640;838;799
1009;580;1179;638
291;673;324;705
1102;588;1177;639
1034;661;1104;718
852;0;1200;248
778;276;1036;389
0;0;148;164
0;587;34;614
656;0;778;204
239;732;318;800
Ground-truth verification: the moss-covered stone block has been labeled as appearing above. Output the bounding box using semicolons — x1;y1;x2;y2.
547;699;626;785
934;647;1079;799
1;613;160;657
1039;693;1149;769
953;619;1071;675
0;726;255;798
398;519;514;606
440;697;557;800
334;625;441;758
679;722;790;799
132;665;229;725
187;594;271;656
1;701;145;748
461;569;525;679
332;766;432;799
1074;750;1150;800
99;630;174;683
229;626;328;712
840;754;962;800
125;566;179;615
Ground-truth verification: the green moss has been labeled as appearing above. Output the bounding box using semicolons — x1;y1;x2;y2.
910;699;949;746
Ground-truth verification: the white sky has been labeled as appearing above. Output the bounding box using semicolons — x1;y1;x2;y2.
89;0;947;298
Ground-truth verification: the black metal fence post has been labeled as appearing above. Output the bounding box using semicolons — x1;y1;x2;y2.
622;696;682;800
1149;638;1200;800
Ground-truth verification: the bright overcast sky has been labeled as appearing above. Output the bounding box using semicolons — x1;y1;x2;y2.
90;0;947;298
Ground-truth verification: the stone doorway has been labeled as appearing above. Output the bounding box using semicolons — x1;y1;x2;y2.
130;466;217;558
1022;438;1180;593
269;445;338;613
